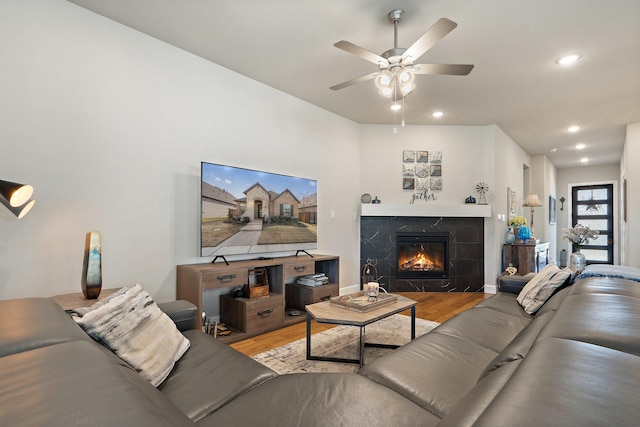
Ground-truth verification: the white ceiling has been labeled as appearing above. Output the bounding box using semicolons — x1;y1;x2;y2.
68;0;640;169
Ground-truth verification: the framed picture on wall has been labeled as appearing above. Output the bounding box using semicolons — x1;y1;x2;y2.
507;187;517;220
549;196;557;224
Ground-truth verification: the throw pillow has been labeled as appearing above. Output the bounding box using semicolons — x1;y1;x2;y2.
76;283;190;386
72;286;127;317
517;265;572;314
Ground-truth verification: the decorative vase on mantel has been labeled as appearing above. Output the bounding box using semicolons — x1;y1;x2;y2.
570;244;586;272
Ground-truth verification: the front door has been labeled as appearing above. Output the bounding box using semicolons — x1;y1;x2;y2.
571;184;614;264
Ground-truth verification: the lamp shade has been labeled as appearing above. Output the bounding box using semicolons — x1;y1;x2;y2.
523;193;543;207
0;197;35;219
0;180;33;207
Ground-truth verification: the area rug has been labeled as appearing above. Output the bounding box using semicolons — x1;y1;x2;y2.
252;314;439;374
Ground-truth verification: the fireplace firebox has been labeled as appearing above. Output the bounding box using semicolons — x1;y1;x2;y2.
396;232;449;279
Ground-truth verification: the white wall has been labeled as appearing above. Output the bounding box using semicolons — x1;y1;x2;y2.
0;0;361;302
529;155;559;263
489;126;531;283
358;124;529;291
621;122;640;266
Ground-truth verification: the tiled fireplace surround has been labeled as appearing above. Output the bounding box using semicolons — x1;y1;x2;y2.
360;210;485;293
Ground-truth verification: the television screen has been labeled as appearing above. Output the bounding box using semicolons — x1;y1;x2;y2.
200;162;318;258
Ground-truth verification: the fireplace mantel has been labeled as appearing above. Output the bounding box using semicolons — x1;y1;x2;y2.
361;203;492;218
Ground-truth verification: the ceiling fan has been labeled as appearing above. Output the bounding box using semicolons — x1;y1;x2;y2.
330;9;474;99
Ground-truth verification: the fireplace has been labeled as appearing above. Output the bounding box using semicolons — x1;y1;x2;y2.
361;216;484;292
396;232;449;279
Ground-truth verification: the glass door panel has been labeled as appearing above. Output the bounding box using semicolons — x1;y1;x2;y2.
571;184;613;264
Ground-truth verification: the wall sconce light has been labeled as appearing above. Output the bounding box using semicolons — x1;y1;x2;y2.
0;179;36;219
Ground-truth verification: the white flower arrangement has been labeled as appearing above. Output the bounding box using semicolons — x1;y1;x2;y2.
562;224;599;245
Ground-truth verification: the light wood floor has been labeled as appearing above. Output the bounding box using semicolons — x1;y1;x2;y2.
230;292;489;356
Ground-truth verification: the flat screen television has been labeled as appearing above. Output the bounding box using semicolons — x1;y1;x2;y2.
200;162;318;259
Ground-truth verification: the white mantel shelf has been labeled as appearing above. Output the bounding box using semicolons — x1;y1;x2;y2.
361;203;492;218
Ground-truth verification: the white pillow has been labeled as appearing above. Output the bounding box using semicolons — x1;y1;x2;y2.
517;265;571;314
77;284;190;386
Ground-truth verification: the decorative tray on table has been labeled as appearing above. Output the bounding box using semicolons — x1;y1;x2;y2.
329;291;397;313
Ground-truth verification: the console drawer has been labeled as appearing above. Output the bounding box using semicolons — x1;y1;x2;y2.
286;283;339;310
284;260;315;278
220;293;284;334
202;268;248;290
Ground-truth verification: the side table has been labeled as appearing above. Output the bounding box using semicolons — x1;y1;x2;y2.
50;288;120;312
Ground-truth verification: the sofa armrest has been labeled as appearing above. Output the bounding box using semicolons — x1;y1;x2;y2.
497;274;535;294
158;300;198;332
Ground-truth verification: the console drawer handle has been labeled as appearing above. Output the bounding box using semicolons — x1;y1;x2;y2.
320;295;331;301
294;266;307;272
257;309;273;317
217;274;237;282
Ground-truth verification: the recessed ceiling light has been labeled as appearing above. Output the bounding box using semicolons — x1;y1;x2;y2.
550;148;558;153
390;103;402;111
576;143;586;150
432;111;444;118
580;157;589;163
557;54;581;65
567;125;581;133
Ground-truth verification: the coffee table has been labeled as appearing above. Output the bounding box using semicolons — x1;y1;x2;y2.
305;294;417;367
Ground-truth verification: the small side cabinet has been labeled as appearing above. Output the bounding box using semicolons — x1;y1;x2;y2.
502;242;549;275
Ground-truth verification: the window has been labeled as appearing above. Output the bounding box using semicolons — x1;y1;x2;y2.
280;204;292;217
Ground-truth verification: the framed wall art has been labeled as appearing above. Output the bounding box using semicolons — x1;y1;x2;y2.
549;196;556;224
507;187;517;220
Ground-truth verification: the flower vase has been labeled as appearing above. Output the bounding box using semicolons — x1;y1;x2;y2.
570;245;586;272
504;227;516;244
517;226;531;243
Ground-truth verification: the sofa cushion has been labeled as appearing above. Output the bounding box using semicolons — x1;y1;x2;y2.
434;305;532;352
0;340;193;427
0;297;93;357
538;284;640;355
358;331;498;418
517;265;571;314
76;284;190;386
465;338;640;426
199;373;440;427
159;329;277;421
438;360;523;427
477;311;554;381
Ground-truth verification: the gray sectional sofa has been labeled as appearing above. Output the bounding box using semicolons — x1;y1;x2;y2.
1;264;639;426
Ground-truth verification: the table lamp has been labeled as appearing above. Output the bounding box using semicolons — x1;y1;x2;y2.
523;193;543;239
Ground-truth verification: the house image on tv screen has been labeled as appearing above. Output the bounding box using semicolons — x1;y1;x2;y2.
200;162;318;257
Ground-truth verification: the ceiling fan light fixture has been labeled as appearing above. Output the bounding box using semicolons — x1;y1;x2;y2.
374;70;394;96
390;103;402;111
398;69;413;84
400;82;414;95
379;86;394;97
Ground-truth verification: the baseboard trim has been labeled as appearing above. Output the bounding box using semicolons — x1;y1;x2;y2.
484;284;497;294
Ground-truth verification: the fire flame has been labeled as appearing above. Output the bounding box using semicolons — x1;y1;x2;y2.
399;250;441;271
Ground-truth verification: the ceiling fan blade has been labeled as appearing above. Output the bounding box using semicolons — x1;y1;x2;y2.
402;18;458;63
330;72;378;90
334;40;389;66
412;63;474;76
